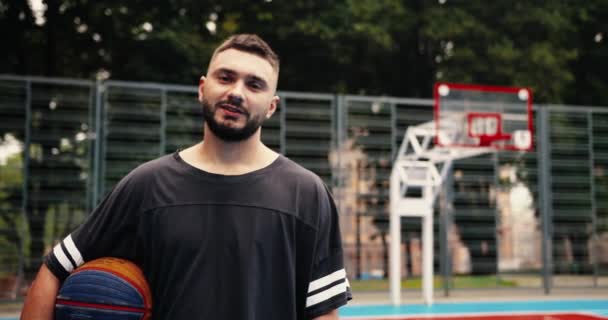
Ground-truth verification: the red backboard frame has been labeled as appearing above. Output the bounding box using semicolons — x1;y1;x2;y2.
433;82;534;151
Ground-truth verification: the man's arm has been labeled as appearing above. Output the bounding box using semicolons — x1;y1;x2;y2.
313;309;339;320
21;264;60;320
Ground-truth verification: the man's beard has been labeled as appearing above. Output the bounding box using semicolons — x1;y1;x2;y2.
201;98;266;142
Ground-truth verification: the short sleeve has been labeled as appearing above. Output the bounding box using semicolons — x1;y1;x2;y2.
305;184;352;318
44;172;143;281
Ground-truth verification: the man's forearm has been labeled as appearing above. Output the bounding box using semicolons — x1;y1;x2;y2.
21;264;60;320
313;309;339;320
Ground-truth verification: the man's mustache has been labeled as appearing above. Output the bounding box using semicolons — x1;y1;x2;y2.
215;97;248;116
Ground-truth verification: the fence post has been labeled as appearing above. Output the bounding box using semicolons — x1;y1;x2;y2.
280;97;287;155
440;163;453;297
493;152;502;288
92;80;104;205
16;80;33;298
160;88;167;156
537;106;553;294
587;111;598;287
335;94;345;197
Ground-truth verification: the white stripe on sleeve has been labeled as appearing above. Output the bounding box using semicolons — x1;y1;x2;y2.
53;245;74;273
306;281;348;308
307;268;346;293
63;235;84;267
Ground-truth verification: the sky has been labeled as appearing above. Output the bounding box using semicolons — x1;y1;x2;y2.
0;134;22;166
28;0;45;25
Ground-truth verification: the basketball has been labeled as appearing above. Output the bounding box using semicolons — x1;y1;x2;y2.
55;257;152;320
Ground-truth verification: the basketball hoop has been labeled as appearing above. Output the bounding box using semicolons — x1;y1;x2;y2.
390;82;534;307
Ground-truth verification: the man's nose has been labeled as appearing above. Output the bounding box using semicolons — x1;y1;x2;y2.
227;93;243;106
227;82;245;106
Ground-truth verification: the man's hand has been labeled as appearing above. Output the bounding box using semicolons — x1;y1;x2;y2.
313;309;339;320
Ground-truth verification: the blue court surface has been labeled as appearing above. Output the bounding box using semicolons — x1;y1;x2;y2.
2;299;606;320
339;299;608;319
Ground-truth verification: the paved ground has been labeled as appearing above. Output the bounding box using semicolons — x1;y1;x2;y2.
349;287;608;305
0;302;21;318
2;288;606;319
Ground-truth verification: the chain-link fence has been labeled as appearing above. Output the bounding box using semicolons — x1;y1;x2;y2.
0;75;606;300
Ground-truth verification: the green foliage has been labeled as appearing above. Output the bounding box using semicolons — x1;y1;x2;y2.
350;275;517;291
423;1;581;103
1;1;607;102
0;151;27;270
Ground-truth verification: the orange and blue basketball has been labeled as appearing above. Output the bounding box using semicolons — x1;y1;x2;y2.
55;257;152;320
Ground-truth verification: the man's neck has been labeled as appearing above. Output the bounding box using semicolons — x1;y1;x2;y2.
179;129;278;175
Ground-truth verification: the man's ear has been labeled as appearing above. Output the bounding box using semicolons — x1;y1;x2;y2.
266;95;280;119
198;76;206;102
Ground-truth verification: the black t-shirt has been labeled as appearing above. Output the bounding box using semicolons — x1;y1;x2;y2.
46;152;351;319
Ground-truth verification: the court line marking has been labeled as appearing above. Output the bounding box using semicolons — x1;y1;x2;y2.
342;311;608;320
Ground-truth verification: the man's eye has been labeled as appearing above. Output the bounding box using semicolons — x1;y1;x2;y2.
248;82;263;90
218;75;231;82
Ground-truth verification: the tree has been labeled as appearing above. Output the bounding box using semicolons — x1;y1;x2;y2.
567;1;608;105
0;149;26;277
2;1;607;104
0;0;36;75
422;1;580;103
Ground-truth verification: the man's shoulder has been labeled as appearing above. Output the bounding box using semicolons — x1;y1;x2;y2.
122;153;178;184
276;155;326;187
136;153;176;171
272;156;336;230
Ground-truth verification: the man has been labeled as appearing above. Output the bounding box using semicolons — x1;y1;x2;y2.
21;34;351;319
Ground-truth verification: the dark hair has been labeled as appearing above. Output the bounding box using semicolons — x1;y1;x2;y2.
212;34;280;72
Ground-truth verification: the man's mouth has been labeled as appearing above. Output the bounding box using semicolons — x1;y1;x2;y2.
218;104;246;115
